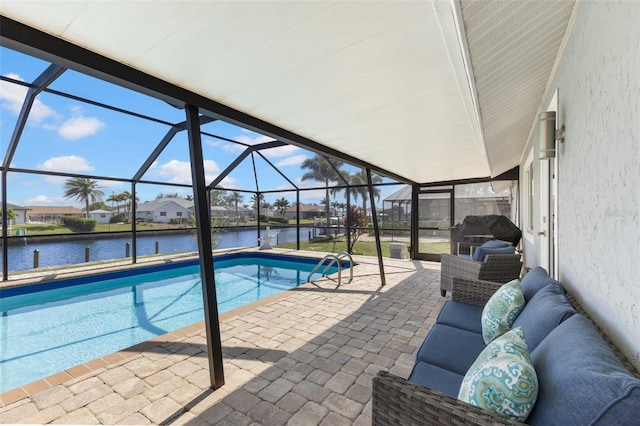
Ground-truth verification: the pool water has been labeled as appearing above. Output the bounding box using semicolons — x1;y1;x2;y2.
0;254;340;393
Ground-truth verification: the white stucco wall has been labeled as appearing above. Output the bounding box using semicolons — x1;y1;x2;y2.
527;1;640;368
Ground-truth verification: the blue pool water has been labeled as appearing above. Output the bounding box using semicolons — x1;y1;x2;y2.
0;253;341;393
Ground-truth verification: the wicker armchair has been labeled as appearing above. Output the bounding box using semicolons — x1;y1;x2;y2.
440;253;522;297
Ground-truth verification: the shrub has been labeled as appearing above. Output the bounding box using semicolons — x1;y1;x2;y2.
109;214;127;224
63;216;97;232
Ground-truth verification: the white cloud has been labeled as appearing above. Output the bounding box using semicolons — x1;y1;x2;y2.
149;159;193;184
58;114;105;140
300;189;327;201
38;156;95;183
275;154;308;167
205;138;245;154
234;133;276;146
25;195;65;205
148;159;234;186
99;180;126;189
233;133;301;159
38;155;95;172
0;73;57;123
262;144;300;159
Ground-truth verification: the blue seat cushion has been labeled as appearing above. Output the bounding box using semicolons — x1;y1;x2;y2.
435;300;483;333
415;324;486;375
512;282;576;352
457;253;471;259
528;315;640;426
519;266;561;302
472;245;516;262
408;361;464;399
480;240;512;249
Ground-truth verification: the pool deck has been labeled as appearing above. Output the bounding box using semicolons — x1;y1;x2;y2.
0;249;444;425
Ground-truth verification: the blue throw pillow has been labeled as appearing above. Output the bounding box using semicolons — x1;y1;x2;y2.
481;279;525;343
473;245;516;262
458;327;538;422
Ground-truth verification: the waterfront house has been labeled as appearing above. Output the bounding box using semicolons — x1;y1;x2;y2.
5;203;29;225
135;198;193;223
87;209;113;224
25;206;84;224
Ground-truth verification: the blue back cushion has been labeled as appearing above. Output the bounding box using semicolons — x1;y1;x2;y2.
528;315;640;425
415;324;486;375
480;240;512;249
519;266;560;301
512;282;575;352
436;300;483;333
472;245;516;262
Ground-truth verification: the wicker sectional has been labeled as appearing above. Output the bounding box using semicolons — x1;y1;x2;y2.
372;273;640;425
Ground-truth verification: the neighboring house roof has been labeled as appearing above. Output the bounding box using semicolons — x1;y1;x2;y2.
6;203;29;211
285;204;327;213
89;209;113;214
26;206;84;215
210;205;231;213
137;198;194;213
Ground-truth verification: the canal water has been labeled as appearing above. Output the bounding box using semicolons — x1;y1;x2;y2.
2;227;315;272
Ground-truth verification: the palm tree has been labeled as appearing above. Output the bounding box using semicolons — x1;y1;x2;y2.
347;170;382;219
63;177;104;218
225;191;244;224
274;197;291;218
251;193;264;218
107;192;119;214
301;155;344;232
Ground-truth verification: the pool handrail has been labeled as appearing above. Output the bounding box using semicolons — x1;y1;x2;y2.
337;251;354;284
307;252;353;284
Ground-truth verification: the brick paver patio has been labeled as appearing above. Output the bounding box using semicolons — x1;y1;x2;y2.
0;251;444;425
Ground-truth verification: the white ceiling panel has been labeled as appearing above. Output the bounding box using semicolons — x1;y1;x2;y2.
0;0;575;184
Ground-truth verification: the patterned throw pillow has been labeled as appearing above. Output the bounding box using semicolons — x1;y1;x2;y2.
481;279;525;343
458;327;538;422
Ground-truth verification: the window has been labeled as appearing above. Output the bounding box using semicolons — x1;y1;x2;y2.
176;212;182;217
160;211;167;217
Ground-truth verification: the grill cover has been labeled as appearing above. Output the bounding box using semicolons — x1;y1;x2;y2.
450;215;522;253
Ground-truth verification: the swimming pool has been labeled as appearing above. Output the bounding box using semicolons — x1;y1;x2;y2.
0;252;344;393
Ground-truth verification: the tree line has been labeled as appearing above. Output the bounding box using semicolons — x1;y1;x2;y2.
60;154;382;222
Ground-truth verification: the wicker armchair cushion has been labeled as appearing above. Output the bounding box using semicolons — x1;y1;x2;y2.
480;239;512;249
408;361;464;399
512;282;576;352
472;245;516;261
435;300;484;333
528;314;640;425
458;327;538;422
481;279;525;343
520;266;559;301
415;324;486;375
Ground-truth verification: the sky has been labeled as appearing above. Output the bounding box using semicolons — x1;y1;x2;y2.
0;46;403;210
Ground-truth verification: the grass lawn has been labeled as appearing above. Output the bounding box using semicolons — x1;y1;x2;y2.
15;222;184;235
276;239;451;257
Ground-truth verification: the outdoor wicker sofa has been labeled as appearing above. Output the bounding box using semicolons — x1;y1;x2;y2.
372;270;640;425
440;251;522;296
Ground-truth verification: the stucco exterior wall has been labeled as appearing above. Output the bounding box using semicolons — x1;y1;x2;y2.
529;1;640;368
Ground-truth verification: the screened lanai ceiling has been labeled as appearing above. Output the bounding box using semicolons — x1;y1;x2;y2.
0;0;576;184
